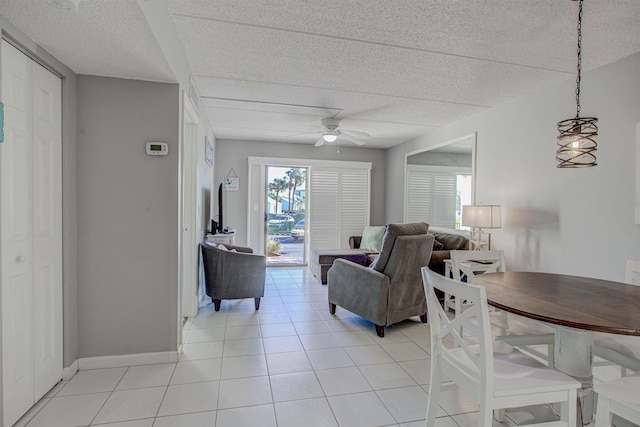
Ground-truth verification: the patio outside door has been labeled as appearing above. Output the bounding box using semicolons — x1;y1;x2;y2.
265;166;307;266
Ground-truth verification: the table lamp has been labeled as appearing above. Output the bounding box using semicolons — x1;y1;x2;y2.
461;205;501;250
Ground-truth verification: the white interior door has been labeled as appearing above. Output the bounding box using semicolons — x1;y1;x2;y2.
1;40;62;426
31;58;63;399
180;94;198;320
1;39;35;426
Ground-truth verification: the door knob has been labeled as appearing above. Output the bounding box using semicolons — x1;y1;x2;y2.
16;256;26;263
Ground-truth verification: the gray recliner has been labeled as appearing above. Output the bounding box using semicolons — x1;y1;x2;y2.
328;223;434;337
200;242;266;311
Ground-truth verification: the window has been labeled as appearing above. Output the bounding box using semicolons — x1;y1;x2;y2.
406;164;472;229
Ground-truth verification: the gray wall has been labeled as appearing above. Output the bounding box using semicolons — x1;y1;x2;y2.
387;52;640;281
214;140;387;246
76;76;180;357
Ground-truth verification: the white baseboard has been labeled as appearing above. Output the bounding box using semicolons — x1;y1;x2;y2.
62;359;78;380
77;351;180;371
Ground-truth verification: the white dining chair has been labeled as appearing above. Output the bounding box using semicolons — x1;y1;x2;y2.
594;372;640;427
593;259;640;377
421;267;580;427
449;250;556;367
447;250;505;314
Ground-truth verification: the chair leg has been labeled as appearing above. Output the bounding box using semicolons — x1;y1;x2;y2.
254;298;261;310
329;302;336;314
213;299;221;312
480;407;493;427
426;362;442;427
375;325;385;337
565;388;577;427
420;314;428;323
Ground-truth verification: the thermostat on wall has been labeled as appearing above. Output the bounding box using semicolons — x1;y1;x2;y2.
146;142;168;156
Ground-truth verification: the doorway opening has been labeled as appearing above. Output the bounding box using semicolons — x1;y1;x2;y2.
265;166;307;266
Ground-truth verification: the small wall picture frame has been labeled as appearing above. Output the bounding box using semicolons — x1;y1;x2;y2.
225;168;239;191
205;137;213;167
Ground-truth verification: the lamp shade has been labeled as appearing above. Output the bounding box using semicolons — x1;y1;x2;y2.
461;205;501;229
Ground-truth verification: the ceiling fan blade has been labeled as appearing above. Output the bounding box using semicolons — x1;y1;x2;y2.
314;137;325;147
340;133;366;146
287;130;322;138
340;129;370;138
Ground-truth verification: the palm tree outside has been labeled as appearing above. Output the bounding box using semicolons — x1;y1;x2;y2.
266;166;307;266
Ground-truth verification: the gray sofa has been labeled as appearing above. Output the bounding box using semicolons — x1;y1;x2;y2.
200;242;266;311
328;223;435;337
349;229;468;275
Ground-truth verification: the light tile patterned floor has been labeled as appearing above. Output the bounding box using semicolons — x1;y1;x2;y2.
14;267;625;427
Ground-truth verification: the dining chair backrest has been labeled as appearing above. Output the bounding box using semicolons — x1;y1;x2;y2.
448;250;506;316
422;268;492;395
625;260;640;286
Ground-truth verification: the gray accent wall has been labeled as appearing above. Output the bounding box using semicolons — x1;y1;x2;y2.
387;52;640;282
214;140;387;246
76;76;180;357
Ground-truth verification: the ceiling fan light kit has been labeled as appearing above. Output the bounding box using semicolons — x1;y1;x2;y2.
321;118;340;143
322;132;338;143
313;117;370;149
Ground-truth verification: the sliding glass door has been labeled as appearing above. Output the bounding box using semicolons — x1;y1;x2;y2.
265;166;307;266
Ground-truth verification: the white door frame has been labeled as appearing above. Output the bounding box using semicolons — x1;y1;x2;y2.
247;157;372;257
179;92;199;321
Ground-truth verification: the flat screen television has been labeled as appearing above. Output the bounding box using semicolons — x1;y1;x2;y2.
210;183;223;234
217;183;223;233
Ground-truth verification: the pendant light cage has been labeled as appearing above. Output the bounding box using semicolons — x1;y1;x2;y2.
556;0;598;168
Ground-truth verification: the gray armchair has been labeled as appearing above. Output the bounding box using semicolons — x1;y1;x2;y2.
200;242;266;311
328;223;434;337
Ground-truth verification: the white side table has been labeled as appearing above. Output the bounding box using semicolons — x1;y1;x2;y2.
206;233;235;246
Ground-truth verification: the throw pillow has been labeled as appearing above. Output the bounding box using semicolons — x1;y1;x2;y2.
359;226;386;252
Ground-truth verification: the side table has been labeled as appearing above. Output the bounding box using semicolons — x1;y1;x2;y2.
206;233;235;246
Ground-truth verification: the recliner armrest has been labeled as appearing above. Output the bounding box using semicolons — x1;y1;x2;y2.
327;259;390;325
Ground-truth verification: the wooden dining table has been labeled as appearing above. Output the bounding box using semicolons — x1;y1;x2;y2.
471;271;640;426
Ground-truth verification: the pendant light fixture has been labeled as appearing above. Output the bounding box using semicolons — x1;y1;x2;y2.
556;0;598;168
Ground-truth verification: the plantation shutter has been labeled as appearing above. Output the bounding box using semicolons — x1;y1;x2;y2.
308;169;339;249
432;174;457;228
338;169;369;247
309;166;370;251
406;165;466;229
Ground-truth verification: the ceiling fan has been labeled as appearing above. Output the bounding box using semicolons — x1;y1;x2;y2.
310;118;370;147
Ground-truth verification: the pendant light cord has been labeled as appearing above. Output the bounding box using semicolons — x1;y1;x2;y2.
575;0;583;118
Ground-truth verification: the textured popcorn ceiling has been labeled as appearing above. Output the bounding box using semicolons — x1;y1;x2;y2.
0;0;175;83
1;0;640;148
